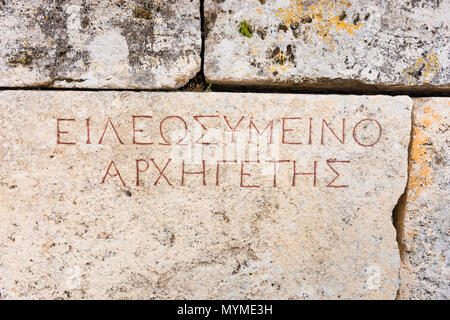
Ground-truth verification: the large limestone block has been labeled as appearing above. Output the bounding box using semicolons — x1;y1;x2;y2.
398;98;449;300
0;0;201;89
204;0;449;92
0;92;411;299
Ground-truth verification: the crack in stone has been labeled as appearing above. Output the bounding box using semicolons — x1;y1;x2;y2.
181;0;209;91
53;77;87;84
392;108;415;299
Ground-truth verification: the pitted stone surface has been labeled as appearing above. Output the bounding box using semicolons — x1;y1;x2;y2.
0;92;411;299
204;0;449;92
398;98;449;300
0;0;201;89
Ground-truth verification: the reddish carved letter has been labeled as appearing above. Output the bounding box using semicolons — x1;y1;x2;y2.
101;161;126;187
56;118;75;145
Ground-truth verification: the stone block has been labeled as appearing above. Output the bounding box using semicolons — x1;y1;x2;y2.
0;92;412;299
0;0;201;89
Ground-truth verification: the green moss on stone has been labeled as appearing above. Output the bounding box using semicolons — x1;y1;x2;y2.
184;74;213;92
8;52;33;66
240;20;253;38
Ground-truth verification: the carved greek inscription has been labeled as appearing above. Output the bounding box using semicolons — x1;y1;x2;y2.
55;114;382;189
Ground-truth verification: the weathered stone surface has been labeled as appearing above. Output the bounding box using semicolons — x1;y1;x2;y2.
398;98;449;300
0;1;201;89
204;0;449;92
0;92;411;299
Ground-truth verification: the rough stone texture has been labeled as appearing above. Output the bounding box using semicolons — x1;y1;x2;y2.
398;98;449;300
204;0;449;92
0;92;411;299
0;0;201;89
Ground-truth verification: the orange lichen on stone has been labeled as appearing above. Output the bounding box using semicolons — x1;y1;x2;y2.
276;0;362;49
424;105;442;121
407;105;442;200
408;126;432;199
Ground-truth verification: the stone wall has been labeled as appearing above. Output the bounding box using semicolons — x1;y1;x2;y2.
0;0;448;300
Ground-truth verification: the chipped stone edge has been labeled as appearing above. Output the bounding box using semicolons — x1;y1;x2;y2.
392;97;423;300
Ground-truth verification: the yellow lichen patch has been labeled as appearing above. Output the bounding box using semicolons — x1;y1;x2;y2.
274;49;288;65
404;51;439;84
268;63;291;74
407;105;442;200
276;0;362;50
133;6;152;20
268;49;291;74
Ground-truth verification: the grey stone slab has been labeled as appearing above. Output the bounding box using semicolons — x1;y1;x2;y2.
0;0;201;89
205;0;449;92
398;98;450;300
